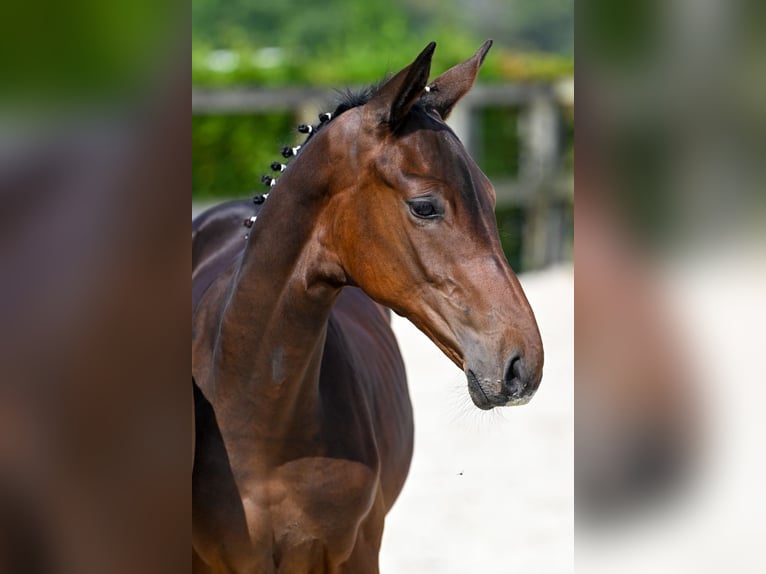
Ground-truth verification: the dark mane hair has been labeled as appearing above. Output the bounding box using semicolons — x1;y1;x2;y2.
329;81;384;117
328;77;430;122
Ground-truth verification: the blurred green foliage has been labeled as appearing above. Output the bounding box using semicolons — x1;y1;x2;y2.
193;113;295;198
192;0;573;86
582;0;658;68
478;107;523;179
561;104;575;173
495;206;526;270
192;46;573;87
1;0;173;107
192;0;573;54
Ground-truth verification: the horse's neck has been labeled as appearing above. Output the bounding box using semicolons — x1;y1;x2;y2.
213;157;342;446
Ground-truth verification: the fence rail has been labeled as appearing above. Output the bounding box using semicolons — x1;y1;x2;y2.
192;82;573;113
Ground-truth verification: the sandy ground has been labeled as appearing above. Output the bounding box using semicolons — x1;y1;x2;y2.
379;266;573;574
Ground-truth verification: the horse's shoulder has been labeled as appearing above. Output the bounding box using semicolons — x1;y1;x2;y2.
326;288;405;387
330;288;393;346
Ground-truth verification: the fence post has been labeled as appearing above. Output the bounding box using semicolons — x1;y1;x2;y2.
520;90;561;270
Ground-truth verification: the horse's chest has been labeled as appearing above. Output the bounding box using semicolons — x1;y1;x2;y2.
243;457;380;568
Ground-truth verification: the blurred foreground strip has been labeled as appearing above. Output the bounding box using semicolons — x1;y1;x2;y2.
0;1;189;572
577;0;766;572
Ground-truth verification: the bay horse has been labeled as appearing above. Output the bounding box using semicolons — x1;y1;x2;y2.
192;41;544;573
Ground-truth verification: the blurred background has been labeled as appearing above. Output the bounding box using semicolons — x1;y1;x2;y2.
192;0;573;273
577;0;766;572
0;1;188;572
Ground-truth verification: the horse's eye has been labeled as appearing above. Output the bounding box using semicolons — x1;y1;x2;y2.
408;200;440;219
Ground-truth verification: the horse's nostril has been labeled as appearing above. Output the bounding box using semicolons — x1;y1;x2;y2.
505;354;522;379
503;354;524;394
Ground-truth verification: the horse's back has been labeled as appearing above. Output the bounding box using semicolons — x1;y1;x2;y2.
192;199;256;311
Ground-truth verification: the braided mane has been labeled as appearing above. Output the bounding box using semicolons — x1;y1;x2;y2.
246;79;427;225
251;80;417;202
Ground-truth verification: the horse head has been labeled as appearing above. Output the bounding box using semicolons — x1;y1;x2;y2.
303;41;544;409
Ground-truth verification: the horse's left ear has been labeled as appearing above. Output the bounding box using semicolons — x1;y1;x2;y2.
422;40;493;120
367;42;436;129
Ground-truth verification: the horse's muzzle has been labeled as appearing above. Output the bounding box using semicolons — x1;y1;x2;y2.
466;353;541;409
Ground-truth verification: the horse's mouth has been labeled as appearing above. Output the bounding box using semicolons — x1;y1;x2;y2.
466;370;501;410
466;369;535;409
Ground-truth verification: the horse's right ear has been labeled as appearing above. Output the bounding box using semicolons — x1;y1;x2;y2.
366;42;436;130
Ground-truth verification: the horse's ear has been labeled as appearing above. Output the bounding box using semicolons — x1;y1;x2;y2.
422;40;493;120
367;42;436;129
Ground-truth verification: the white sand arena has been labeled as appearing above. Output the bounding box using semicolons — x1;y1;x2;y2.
380;265;573;573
